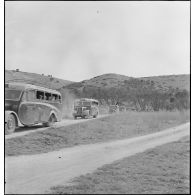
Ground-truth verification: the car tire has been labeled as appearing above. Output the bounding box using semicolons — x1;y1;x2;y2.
5;114;16;134
93;113;98;118
43;114;57;127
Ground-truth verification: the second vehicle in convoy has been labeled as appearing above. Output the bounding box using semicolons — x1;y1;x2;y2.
73;98;99;119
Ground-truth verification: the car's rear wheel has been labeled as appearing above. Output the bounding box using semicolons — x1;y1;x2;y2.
5;114;16;134
43;114;57;127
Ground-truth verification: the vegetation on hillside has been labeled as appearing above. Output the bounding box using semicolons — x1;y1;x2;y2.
63;75;190;111
5;69;73;89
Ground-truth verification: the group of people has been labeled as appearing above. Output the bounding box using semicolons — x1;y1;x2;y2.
37;94;57;101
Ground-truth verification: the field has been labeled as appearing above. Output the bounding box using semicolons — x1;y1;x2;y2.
5;111;190;156
50;136;190;194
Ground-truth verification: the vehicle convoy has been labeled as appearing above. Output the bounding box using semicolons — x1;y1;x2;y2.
73;98;99;119
5;82;62;134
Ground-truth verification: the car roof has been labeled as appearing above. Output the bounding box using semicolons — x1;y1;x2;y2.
5;82;61;95
75;98;99;103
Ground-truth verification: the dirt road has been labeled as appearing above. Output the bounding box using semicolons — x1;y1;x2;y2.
5;122;189;194
5;114;108;140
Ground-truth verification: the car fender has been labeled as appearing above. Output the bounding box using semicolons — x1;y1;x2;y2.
5;110;22;126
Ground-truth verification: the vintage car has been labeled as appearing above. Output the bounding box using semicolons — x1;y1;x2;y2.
109;105;119;114
5;82;62;134
73;98;99;119
119;106;126;112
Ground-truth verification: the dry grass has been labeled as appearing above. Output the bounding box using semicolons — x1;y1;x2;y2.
50;136;190;194
5;111;190;156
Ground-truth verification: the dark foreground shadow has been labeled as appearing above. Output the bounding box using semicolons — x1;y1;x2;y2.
15;124;44;133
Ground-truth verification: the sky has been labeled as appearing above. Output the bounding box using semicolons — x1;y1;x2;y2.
5;1;190;82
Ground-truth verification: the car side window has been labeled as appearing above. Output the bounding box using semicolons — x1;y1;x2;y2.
59;95;62;103
45;92;52;101
92;101;99;106
51;94;57;101
36;91;44;100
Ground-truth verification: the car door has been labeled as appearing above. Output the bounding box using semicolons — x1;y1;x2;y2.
18;89;39;125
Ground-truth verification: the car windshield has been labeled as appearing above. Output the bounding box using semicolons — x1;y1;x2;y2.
5;89;22;100
75;101;91;106
82;101;91;106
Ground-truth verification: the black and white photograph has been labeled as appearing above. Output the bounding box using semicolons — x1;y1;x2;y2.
4;1;190;194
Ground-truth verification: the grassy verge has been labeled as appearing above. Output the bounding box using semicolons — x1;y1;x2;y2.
5;111;190;156
50;136;190;194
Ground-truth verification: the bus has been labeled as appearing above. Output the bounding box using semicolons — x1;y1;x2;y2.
73;98;99;119
5;82;62;134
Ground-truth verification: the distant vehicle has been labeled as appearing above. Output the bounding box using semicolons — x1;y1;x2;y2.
109;105;119;114
73;98;99;119
5;82;62;134
126;106;137;111
119;106;126;112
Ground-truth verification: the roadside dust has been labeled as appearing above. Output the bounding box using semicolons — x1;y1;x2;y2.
60;89;76;119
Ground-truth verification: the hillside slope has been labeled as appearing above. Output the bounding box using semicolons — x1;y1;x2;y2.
63;73;190;111
5;70;190;92
141;74;190;92
64;73;190;93
5;70;73;90
80;73;132;88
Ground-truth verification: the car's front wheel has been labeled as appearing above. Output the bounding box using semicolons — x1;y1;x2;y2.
93;113;98;118
5;114;16;134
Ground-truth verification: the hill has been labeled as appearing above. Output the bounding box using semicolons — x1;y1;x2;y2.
80;73;132;88
63;73;190;111
65;73;190;92
141;74;190;92
5;69;73;90
64;73;190;93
